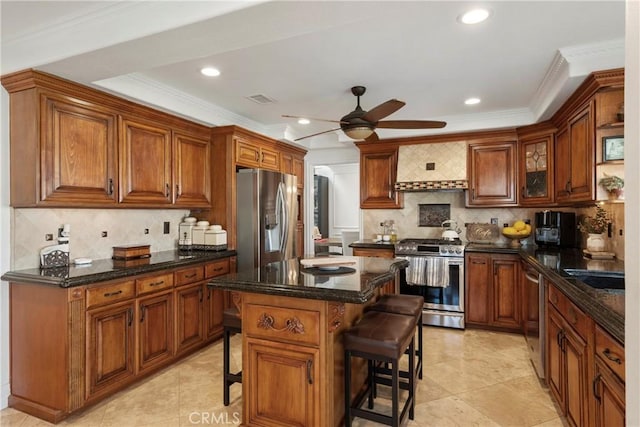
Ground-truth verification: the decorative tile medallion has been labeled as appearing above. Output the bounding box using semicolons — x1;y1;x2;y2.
419;204;451;227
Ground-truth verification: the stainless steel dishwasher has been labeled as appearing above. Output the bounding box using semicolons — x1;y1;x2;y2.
523;263;545;379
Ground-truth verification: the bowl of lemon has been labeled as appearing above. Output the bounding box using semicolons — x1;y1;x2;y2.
502;220;532;247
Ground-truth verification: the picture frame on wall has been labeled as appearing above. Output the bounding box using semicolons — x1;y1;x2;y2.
603;135;624;162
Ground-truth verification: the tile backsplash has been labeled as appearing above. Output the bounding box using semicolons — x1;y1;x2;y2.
11;208;192;269
363;192;625;260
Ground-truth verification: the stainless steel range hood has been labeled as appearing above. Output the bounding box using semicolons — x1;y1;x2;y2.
395;142;468;191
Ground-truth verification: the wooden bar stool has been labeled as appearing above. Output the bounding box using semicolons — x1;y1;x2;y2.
367;294;424;380
223;306;242;406
344;311;415;427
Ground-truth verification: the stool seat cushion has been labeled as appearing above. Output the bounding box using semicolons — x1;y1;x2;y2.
344;311;415;360
223;307;242;330
368;294;424;319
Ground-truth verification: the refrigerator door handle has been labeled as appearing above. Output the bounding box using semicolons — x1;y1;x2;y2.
277;182;288;252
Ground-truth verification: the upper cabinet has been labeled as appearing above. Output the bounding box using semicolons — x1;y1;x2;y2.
517;123;556;206
1;69;212;209
466;137;517;207
235;136;280;171
355;142;403;209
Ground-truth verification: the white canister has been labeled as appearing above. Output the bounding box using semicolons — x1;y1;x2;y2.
205;226;227;246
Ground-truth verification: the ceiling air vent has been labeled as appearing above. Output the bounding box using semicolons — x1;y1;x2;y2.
246;94;276;105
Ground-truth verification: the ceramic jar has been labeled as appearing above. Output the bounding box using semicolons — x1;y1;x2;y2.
586;233;606;252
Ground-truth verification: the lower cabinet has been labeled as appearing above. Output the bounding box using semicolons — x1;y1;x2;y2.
352;246;395;259
175;283;205;356
138;291;174;372
592;325;625;427
245;338;320;426
465;252;520;331
546;282;592;427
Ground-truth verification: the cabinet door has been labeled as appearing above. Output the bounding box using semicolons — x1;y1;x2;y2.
352;247;395;259
465;253;491;325
245;338;320;427
492;257;520;328
519;134;554;205
566;102;595;202
235;137;260;168
205;286;224;340
175;283;205;355
547;307;565;409
41;93;118;205
359;147;403;209
119;116;172;205
293;156;305;189
467;141;517;206
564;325;589;427
138;292;174;373
173;132;211;207
593;359;625;427
259;146;280;171
554;127;571;201
281;152;293;175
86;302;135;397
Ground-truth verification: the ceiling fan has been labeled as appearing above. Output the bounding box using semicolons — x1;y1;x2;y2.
283;86;446;141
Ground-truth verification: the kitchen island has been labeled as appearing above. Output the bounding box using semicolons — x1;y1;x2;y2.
208;256;408;427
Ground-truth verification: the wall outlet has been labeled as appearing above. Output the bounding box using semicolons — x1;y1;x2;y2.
101;231;108;238
425;162;435;170
164;221;170;234
45;234;54;241
490;218;498;225
144;228;149;235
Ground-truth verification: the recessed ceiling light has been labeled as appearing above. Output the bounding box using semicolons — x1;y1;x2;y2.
200;67;220;77
298;118;310;125
465;97;481;105
459;8;490;24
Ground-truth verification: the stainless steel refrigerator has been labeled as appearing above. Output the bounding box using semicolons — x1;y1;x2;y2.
236;169;298;271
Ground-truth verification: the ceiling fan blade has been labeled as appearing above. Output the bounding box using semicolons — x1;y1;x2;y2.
294;127;341;141
361;99;405;123
376;120;447;129
282;114;347;124
364;132;379;142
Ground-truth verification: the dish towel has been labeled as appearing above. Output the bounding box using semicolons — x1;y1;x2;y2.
406;257;450;288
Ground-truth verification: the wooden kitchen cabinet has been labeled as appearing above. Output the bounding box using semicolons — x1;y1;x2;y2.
173;131;212;207
352;247;395;259
235;136;280;171
465;252;520;331
137;291;174;373
592;325;625;427
119;115;173;205
86;300;135;399
175;283;205;355
467;140;518;206
356;142;403;209
555;102;595;203
546;282;592;427
517;123;555;205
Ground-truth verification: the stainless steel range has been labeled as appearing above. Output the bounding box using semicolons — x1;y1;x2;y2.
395;238;465;329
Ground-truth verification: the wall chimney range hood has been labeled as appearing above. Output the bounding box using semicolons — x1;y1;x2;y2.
395;142;468;192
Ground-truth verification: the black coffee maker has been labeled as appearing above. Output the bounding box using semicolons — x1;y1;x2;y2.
534;210;576;247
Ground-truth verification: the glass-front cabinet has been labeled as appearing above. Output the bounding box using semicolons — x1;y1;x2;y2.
518;125;556;205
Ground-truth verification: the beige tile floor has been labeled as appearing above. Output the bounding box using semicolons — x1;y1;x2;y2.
0;327;567;427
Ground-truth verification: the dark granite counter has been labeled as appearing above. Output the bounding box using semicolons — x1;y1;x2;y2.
1;249;237;288
466;243;625;343
208;256;408;304
349;239;397;250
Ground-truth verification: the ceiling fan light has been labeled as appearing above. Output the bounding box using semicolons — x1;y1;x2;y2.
344;126;375;140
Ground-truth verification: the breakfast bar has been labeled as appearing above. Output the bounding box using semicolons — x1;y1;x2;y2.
207;256;408;427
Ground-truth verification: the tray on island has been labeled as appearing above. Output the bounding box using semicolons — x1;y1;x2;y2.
583;249;616;260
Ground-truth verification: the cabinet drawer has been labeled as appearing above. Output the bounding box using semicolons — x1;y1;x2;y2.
244;303;320;347
205;259;230;278
595;325;625;381
86;280;135;309
174;266;205;286
136;273;174;295
548;284;590;339
547;283;564;310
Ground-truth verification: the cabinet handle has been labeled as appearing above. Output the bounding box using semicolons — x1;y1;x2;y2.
184;273;197;279
107;178;114;195
176;184;181;196
306;359;313;385
165;183;170;198
127;308;133;327
602;348;622;364
255;152;259;161
556;329;565;351
199;288;203;303
207;288;212;300
593;373;602;401
140;305;146;323
104;290;123;298
214;267;224;272
149;280;165;287
521;186;525;196
472;188;476;199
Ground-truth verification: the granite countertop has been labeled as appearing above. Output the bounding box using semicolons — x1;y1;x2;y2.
208;256;409;304
349;239;397;249
466;243;625;343
1;249;237;288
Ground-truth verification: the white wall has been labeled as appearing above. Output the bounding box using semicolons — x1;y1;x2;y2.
624;1;639;424
325;163;359;237
1;88;11;408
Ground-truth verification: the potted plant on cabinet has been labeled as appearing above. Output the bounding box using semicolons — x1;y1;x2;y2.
578;205;611;252
599;174;624;200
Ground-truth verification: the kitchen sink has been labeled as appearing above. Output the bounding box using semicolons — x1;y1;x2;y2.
563;269;625;290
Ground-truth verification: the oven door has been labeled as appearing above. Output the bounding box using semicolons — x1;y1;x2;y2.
398;255;465;329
